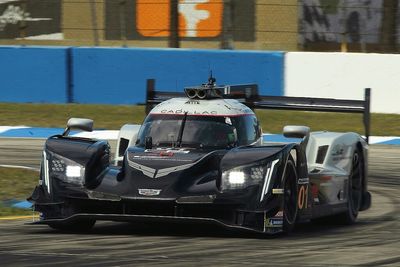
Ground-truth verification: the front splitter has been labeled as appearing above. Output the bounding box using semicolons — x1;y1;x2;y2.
28;213;283;235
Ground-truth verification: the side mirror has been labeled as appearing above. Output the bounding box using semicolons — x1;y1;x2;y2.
63;118;94;136
283;125;310;139
283;125;310;152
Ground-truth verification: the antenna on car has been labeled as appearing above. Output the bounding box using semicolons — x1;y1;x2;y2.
207;71;216;87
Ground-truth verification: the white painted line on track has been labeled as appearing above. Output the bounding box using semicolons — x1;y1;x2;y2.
0;215;38;221
0;165;40;171
0;126;29;134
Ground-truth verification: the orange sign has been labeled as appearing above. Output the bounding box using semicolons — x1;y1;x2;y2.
136;0;223;38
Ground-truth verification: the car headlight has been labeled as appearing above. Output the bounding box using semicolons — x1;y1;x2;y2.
48;152;85;186
221;159;279;192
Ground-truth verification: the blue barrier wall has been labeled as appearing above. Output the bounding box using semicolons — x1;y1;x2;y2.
0;46;68;103
72;48;284;104
0;46;284;104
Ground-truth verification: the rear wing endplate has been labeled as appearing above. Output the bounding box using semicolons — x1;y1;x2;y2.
145;79;371;143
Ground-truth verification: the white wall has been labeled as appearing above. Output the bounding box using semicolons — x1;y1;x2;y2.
285;52;400;114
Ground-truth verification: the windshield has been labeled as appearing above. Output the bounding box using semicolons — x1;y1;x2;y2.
137;114;260;149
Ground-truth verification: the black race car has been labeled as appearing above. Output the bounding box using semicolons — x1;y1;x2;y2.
29;77;371;234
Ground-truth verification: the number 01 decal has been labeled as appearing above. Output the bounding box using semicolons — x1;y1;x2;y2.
298;185;308;209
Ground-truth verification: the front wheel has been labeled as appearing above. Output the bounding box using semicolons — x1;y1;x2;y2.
282;157;298;233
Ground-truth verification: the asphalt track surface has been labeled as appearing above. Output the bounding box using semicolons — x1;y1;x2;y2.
0;138;399;266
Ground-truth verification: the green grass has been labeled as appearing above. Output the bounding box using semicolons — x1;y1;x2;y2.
1;102;400;136
256;110;400;136
0;167;38;216
0;203;34;216
0;103;145;130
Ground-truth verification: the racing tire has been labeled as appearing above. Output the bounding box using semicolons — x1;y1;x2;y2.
335;150;363;225
48;219;96;232
282;156;298;233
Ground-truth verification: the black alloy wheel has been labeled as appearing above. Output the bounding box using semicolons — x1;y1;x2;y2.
336;150;363;224
283;157;298;233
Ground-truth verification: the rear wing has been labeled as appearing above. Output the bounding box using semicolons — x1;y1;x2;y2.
145;79;371;143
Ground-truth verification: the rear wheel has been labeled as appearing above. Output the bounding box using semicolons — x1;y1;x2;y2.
282;157;298;233
48;219;96;232
335;150;363;224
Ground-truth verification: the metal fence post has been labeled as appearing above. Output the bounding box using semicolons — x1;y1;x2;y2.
169;0;180;48
146;79;155;114
90;0;99;46
66;48;74;103
364;88;371;144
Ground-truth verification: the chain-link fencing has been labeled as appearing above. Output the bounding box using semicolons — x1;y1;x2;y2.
0;0;398;52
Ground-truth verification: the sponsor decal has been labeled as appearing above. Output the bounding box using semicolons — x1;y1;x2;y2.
104;0;255;41
158;151;174;157
138;189;162;196
264;211;284;231
160;109;218;115
136;0;223;38
301;0;385;45
134;149;191;161
265;218;283;228
297;177;309;184
223;102;253;114
298;184;309;209
185;100;200;105
136;151;175;157
133;155;193;162
331;144;350;162
128;159;195;178
272;188;284;194
0;5;32;31
0;0;61;40
144;148;190;154
332;144;345;156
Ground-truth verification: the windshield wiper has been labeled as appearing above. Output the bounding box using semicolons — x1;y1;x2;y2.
175;112;188;148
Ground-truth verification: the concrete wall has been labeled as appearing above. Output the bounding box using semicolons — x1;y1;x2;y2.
0;46;284;104
1;46;400;114
71;48;284;104
285;52;400;114
0;46;68;103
